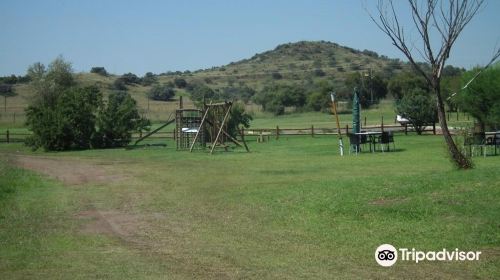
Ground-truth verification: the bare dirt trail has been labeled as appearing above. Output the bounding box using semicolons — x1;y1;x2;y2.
11;155;147;242
13;155;127;186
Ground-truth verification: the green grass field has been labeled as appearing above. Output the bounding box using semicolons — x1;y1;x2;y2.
1;133;499;279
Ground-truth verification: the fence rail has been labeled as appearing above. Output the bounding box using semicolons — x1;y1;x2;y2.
0;124;439;144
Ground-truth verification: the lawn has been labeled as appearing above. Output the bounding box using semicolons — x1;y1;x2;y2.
0;134;499;279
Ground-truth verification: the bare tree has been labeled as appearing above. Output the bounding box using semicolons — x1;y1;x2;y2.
370;0;485;169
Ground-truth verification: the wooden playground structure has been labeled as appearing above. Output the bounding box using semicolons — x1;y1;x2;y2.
135;97;249;154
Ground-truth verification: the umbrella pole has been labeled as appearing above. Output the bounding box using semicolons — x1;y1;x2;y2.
331;93;344;156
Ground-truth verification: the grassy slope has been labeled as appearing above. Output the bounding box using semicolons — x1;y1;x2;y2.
0;135;499;279
2;41;411;125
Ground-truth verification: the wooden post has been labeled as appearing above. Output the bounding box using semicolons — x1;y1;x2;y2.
6;130;9;143
345;124;349;135
381;115;384;132
364;116;367;127
433;122;436;135
179;96;183;109
276;126;279;140
311;125;314;137
404;124;408;135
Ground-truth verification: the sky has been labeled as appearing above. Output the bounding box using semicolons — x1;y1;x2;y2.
0;0;499;76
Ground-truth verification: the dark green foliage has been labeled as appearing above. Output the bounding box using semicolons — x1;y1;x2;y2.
313;69;326;77
0;75;18;84
147;84;175;101
25;57;148;151
362;49;379;58
219;86;256;103
395;88;436;135
93;91;148;148
388;72;429;100
455;67;500;130
306;82;333;112
113;78;127;90
174;78;187;88
25;86;102;150
253;84;307;115
188;84;215;102
227;102;252;138
141;72;157;86
345;72;387;108
0;84;15;97
120;73;141;85
271;72;283;80
90;67;108;76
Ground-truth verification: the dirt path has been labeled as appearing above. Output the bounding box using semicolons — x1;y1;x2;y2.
13;155;127;185
12;155;144;241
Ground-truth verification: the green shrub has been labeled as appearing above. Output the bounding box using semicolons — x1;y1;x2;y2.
147;84;175;101
25;86;102;150
90;67;108;76
93;91;149;148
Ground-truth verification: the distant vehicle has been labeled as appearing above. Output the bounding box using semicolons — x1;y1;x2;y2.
396;115;410;125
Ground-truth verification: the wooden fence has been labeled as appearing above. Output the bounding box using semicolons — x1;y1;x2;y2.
0;123;438;144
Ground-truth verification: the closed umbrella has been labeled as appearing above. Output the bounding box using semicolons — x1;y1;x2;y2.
352;88;361;134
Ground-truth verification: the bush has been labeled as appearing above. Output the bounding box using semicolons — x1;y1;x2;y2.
227;102;252;137
93;91;148;148
120;73;141;85
0;84;15;97
147;84;175;101
141;72;157;86
254;84;307;115
271;72;283;80
188;84;215;102
90;67;108;76
456;67;500;130
113;78;127;90
174;78;187;88
25;86;102;150
25;58;149;151
313;69;326;77
395;88;436;135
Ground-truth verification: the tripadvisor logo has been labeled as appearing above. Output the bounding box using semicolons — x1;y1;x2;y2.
375;244;481;267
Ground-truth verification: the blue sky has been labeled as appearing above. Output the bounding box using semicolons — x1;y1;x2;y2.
0;0;498;76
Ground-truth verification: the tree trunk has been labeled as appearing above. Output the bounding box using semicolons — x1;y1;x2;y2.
435;87;472;169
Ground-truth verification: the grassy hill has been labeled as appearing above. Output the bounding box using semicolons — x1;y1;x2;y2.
157;40;409;91
2;41;412;125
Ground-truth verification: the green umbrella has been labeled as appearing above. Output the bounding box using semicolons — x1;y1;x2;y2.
352;88;360;134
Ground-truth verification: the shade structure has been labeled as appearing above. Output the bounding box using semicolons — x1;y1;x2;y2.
352;88;361;134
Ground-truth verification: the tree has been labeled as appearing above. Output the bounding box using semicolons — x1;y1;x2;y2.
0;84;16;112
120;73;141;85
90;67;109;76
253;84;307;115
226;102;253;138
141;72;157;86
370;0;484;169
455;67;500;131
27;57;74;107
188;84;215;102
25;86;102;151
93;91;147;148
147;84;175;101
174;78;187;88
112;78;127;91
388;72;429;100
345;72;387;108
395;88;436;134
25;57;148;151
